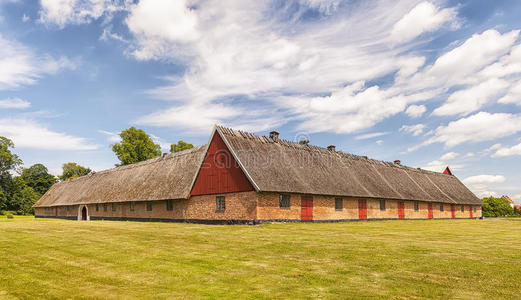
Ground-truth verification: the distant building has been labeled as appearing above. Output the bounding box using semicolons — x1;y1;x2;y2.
34;125;482;223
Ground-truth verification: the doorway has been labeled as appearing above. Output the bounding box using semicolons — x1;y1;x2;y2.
358;199;367;220
79;205;88;221
301;196;313;221
398;201;405;219
428;203;433;219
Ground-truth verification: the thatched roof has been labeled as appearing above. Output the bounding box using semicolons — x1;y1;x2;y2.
34;145;207;207
217;126;481;205
35;125;481;207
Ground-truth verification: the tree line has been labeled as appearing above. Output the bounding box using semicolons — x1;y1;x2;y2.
0;127;193;215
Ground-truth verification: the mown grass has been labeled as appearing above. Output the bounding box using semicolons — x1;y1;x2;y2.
1;218;520;299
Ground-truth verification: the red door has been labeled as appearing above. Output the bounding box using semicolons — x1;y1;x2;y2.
428;203;433;219
301;196;313;221
398;201;405;219
470;206;473;218
358;199;367;220
451;205;455;219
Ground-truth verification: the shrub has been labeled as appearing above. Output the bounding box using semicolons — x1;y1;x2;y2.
482;196;513;217
6;214;13;219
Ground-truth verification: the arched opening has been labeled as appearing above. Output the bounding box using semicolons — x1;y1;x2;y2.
78;205;89;221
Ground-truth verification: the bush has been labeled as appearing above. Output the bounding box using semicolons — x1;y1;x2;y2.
482;196;513;217
6;214;13;219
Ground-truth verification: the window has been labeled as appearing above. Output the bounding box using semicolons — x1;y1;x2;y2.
103;203;107;212
473;206;477;213
216;196;226;211
461;205;464;212
279;194;290;209
146;202;153;211
380;199;386;211
335;198;343;211
414;201;419;212
96;204;99;212
440;204;444;212
112;203;116;212
130;202;135;212
166;200;173;211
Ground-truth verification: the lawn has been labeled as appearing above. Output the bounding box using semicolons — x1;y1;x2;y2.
1;218;520;299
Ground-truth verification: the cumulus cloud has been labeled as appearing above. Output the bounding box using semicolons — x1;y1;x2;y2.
492;142;521;157
463;174;507;198
440;152;458;160
391;1;458;44
0;118;99;150
405;104;426;118
355;132;390;140
400;124;425;136
98;130;121;143
38;0;125;28
410;112;521;151
0;98;30;109
498;79;521;106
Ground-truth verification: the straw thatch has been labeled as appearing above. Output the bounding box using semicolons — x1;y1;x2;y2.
217;126;481;205
34;145;207;207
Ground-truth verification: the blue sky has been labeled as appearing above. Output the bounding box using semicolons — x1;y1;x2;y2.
0;0;520;202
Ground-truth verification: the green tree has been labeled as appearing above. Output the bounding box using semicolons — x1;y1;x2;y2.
21;164;56;195
170;140;194;153
112;127;161;166
482;196;513;217
60;162;91;181
0;136;22;190
9;177;40;215
0;188;6;212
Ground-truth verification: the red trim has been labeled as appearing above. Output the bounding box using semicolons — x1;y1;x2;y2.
443;167;453;175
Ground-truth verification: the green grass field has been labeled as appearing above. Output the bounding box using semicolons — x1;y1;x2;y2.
1;217;520;299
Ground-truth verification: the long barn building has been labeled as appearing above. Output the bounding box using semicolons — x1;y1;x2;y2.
34;125;482;223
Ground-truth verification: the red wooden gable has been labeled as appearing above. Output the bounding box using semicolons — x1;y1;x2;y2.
443;167;453;176
190;131;254;196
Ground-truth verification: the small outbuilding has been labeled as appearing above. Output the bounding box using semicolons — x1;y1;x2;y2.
34;125;482;223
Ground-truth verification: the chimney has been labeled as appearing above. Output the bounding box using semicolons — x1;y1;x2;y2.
394;160;401;165
299;139;310;145
269;130;279;141
327;145;336;152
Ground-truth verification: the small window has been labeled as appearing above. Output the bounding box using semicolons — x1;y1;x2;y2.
103;203;107;212
461;205;464;212
146;202;153;211
440;204;444;212
414;201;419;212
380;199;386;211
166;200;173;211
216;196;226;211
130;202;135;212
473;206;477;213
96;204;99;212
335;198;343;211
279;194;290;209
112;203;116;212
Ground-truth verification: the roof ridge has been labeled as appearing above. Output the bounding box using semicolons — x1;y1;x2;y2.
215;124;450;177
64;144;208;183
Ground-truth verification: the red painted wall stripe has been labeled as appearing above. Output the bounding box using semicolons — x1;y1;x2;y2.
191;132;254;196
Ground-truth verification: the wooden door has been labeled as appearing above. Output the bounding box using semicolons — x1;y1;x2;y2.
81;206;87;220
470;206;473;218
451;205;455;219
358;199;367;220
398;201;405;219
428;203;433;219
301;196;313;221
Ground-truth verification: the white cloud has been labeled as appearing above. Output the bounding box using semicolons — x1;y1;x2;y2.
0;118;99;150
376;140;383;145
498;79;521;106
463;174;507;198
400;124;425;136
492;142;521;157
98;130;121;143
432;78;509;116
355;131;390;140
0;97;30;109
0;34;76;90
38;0;124;28
405;104;426;118
440;152;458;160
22;13;29;22
411;112;521;151
391;1;458;44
